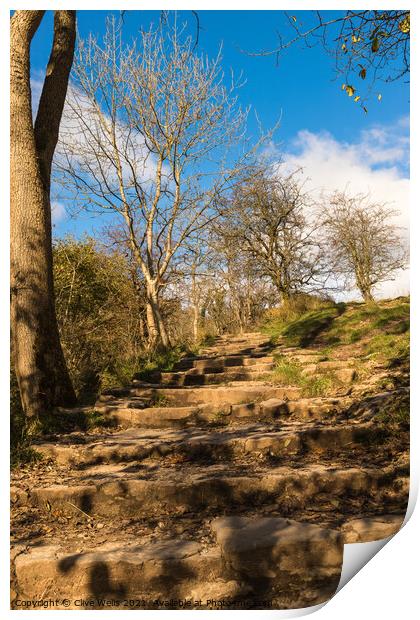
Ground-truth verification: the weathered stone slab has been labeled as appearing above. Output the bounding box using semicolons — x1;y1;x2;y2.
211;516;343;606
19;462;405;519
14;541;221;606
212;516;342;574
116;385;302;406
342;514;405;543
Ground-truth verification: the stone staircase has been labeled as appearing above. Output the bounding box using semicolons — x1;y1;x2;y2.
11;332;409;610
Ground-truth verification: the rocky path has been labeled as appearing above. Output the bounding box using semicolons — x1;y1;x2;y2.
11;333;409;610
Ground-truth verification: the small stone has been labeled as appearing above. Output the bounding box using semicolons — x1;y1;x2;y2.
96;522;105;529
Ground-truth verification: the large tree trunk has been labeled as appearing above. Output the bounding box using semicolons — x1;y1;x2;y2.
10;10;76;418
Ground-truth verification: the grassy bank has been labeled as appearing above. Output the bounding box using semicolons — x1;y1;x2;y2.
261;296;409;401
262;296;409;365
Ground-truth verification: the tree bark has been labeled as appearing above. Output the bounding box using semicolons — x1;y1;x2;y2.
145;282;171;350
362;289;375;305
150;287;171;349
192;302;200;343
145;297;159;349
10;10;76;418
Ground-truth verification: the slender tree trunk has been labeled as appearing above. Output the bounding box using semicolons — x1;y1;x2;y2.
234;304;244;334
362;288;375;305
145;297;159;349
244;284;252;329
145;281;171;350
191;267;200;343
356;273;376;305
151;293;171;349
10;11;76;417
192;302;200;343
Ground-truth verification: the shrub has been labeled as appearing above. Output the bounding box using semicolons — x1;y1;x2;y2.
262;293;332;326
53;237;146;399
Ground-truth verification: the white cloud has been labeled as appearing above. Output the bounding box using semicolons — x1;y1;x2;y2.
282;118;409;300
31;74;160;206
57;83;159;190
51;201;66;224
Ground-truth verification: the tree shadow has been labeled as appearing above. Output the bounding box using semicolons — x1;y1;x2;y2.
282;304;346;348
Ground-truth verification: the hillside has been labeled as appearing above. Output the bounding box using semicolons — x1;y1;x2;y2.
261;297;409;405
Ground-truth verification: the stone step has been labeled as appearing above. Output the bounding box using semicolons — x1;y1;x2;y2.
301;365;357;384
209;342;270;351
12;511;405;609
94;396;346;428
12;516;344;609
187;363;274;374
34;422;387;468
14;539;224;609
200;345;272;356
210;516;342;606
213;337;268;345
278;347;321;356
283;353;323;364
95;403;219;428
341;514;405;543
158;367;274;386
215;333;268;341
174;355;275;371
101;384;301;407
15;461;408;519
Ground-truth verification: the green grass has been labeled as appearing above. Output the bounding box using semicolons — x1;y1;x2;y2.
263;297;409;355
272;355;340;397
149;393;171;407
263;297;409;399
364;332;409;367
135;346;186;381
303;374;336;397
11;444;43;469
272;355;303;384
376;390;409;429
11;370;43;467
372;303;410;330
200;334;217;347
263;304;345;348
99;359;141;392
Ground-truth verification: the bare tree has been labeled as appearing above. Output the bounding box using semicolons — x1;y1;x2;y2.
322;191;408;303
57;17;254;350
218;168;328;304
208;230;275;333
10;10;77;418
181;241;213;343
249;10;410;108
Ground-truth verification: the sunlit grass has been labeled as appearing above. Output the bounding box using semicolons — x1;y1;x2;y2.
272;355;340;397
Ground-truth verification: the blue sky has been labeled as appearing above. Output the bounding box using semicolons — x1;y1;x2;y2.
29;10;409;296
31;10;409;148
